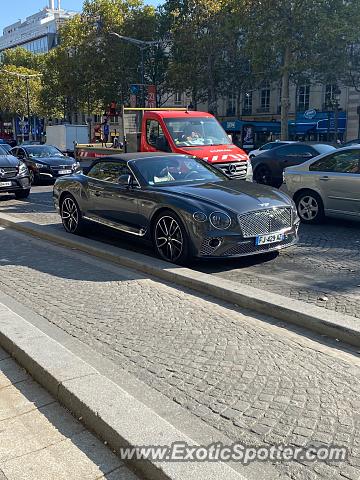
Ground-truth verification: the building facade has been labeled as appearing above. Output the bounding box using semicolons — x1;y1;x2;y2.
0;1;77;54
0;1;77;141
216;82;355;147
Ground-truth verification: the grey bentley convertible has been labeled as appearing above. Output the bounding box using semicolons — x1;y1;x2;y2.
53;153;299;264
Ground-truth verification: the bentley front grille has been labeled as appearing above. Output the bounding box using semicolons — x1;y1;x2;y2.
238;207;292;238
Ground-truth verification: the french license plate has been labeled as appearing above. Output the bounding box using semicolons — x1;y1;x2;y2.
58;169;72;175
256;233;284;246
0;182;12;188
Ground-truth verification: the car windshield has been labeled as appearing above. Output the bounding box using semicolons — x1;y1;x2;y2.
134;156;227;186
26;146;64;158
164;117;231;147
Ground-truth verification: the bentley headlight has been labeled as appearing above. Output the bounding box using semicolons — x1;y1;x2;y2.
209;211;231;230
35;162;46;169
73;161;80;170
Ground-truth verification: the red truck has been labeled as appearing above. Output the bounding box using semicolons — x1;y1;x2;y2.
76;108;251;179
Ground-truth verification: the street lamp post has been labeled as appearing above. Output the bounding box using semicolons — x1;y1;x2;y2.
1;69;43;142
109;32;162;107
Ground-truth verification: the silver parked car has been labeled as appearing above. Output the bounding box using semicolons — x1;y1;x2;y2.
284;146;360;224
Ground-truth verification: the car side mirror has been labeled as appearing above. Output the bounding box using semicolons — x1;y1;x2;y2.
118;174;133;187
155;136;171;152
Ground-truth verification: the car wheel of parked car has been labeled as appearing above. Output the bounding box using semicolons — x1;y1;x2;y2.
253;164;273;186
153;210;189;265
60;194;85;234
295;190;324;224
15;189;30;200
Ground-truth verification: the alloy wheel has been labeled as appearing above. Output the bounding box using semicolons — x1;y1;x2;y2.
155;215;184;262
298;195;319;221
61;197;79;233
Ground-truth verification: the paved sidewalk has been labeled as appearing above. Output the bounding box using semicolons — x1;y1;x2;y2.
0;186;359;318
0;348;139;480
1;228;360;479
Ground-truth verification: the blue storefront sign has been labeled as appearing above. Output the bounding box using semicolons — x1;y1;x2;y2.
290;111;347;135
222;119;281;133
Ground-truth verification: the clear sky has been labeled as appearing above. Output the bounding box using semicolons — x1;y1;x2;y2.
0;0;161;33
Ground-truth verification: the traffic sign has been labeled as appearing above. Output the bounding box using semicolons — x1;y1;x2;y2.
130;84;140;95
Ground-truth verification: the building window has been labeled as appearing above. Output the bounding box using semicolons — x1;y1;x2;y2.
174;92;182;105
260;83;270;112
325;84;341;106
227;92;236;116
243;92;252;115
298;84;310;112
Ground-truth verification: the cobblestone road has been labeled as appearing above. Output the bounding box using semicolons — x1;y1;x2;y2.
0;185;359;319
1;227;360;479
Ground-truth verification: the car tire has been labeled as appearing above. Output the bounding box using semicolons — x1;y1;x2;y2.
152;210;190;265
253;164;273;186
60;194;86;234
295;190;325;224
15;189;30;199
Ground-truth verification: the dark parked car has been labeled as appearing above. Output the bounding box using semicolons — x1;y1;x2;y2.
249;141;296;158
252;142;336;188
53;153;299;264
342;138;360;147
10;144;80;184
0;145;31;199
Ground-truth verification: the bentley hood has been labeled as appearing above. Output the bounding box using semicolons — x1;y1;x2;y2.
158;180;293;213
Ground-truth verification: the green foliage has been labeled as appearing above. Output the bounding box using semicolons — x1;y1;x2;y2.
2;0;360;136
1;47;45;70
0;63;42;117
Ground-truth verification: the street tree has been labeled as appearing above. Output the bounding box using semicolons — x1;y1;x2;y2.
0;64;42;119
243;0;357;139
1;47;45;71
164;0;231;113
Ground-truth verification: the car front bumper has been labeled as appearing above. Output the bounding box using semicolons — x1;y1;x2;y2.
35;166;77;180
0;177;31;193
196;226;299;258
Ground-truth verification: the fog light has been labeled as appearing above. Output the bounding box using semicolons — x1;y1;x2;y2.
209;238;222;248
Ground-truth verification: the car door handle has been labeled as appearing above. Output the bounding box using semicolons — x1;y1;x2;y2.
320;176;330;181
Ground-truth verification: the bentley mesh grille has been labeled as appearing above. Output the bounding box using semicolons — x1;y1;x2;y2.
238;207;292;238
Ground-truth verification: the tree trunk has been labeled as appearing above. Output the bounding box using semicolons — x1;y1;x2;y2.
236;89;242;117
207;54;217;115
281;46;291;140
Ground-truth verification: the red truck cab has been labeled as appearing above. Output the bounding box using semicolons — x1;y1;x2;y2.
137;110;250;179
75;109;251;179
